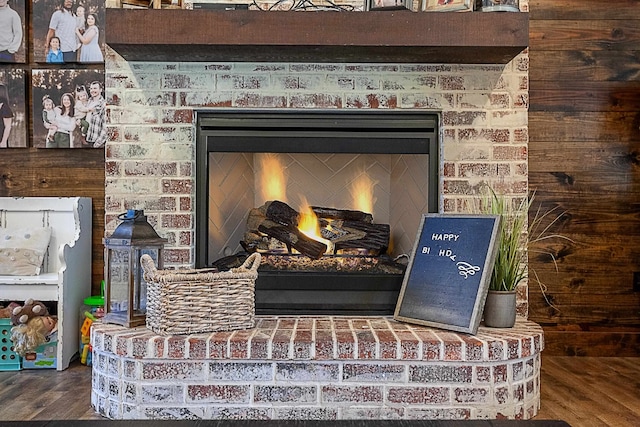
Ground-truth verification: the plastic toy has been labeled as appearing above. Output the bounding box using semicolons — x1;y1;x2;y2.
10;298;49;326
0;302;19;318
10;315;58;357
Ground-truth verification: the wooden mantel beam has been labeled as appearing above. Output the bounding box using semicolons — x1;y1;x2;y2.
106;9;529;63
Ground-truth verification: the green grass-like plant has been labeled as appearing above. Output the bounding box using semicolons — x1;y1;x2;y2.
485;190;529;292
482;188;572;298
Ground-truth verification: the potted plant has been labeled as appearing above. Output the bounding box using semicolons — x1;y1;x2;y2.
481;188;570;328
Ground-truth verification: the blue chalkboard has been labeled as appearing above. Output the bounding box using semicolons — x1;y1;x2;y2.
394;214;501;335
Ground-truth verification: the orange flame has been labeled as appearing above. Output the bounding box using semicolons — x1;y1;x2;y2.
298;205;319;237
298;197;333;254
351;172;376;215
258;154;286;203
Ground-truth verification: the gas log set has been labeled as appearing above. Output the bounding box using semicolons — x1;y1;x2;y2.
246;200;389;258
210;199;406;315
213;200;406;276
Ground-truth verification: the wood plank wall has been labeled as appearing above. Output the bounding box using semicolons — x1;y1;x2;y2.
0;150;106;291
528;0;640;356
1;1;639;356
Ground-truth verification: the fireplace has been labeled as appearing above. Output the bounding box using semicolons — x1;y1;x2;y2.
97;18;537;421
195;110;439;315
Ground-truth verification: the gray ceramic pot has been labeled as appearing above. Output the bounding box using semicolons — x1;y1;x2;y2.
483;290;517;328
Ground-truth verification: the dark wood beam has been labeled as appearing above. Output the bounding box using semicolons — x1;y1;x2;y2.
106;10;529;63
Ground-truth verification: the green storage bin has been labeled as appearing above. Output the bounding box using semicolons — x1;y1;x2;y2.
0;318;21;371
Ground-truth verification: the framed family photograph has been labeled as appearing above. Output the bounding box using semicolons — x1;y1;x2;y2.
423;0;474;12
394;214;501;334
0;68;27;148
32;0;106;64
479;0;519;12
367;0;411;11
32;68;106;149
0;0;26;63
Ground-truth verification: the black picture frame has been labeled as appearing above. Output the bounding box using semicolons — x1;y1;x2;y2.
394;213;501;334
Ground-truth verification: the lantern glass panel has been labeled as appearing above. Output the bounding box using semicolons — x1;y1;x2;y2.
107;247;131;317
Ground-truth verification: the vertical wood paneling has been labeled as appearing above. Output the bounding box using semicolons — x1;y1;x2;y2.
528;0;640;356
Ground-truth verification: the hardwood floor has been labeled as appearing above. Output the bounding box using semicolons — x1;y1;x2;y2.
537;356;640;426
0;355;638;425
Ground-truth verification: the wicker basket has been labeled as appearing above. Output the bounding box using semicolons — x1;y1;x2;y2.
141;252;261;335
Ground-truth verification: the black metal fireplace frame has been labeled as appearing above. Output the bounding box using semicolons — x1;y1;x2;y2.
195;110;440;314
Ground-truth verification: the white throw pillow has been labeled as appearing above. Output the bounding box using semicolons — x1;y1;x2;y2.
0;227;52;275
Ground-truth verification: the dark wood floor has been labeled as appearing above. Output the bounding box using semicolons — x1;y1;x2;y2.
0;355;638;425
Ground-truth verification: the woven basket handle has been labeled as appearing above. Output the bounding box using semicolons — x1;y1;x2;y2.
233;252;261;274
140;252;261;278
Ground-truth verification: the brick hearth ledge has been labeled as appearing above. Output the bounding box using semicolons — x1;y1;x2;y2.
90;317;543;420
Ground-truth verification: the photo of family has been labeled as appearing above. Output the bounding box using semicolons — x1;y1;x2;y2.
0;0;26;63
32;69;106;149
0;68;26;148
32;0;105;63
367;0;410;11
423;0;474;12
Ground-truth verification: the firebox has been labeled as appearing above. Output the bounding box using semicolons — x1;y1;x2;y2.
195;110;439;315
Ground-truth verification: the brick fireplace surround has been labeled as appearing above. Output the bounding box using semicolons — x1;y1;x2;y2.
97;9;532;418
91;319;542;420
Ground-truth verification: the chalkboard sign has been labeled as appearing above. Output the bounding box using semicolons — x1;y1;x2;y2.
394;214;501;335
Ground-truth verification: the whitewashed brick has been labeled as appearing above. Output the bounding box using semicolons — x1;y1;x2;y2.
106;177;161;195
341;407;403;420
141;384;184;403
209;362;273;381
230;62;287;73
177;62;233;72
289;63;345;72
109;107;159;125
381;75;436;91
124;90;178;107
158;143;194;161
275;362;340;382
105;51;527;271
107;73;160;90
273;74;326;91
490;110;528;127
274;407;338;420
162;73;215;89
217;74;271;91
181;91;233;107
91;320;542;420
254;385;317;403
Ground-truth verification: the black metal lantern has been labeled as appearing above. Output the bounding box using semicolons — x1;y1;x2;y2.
103;210;167;327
